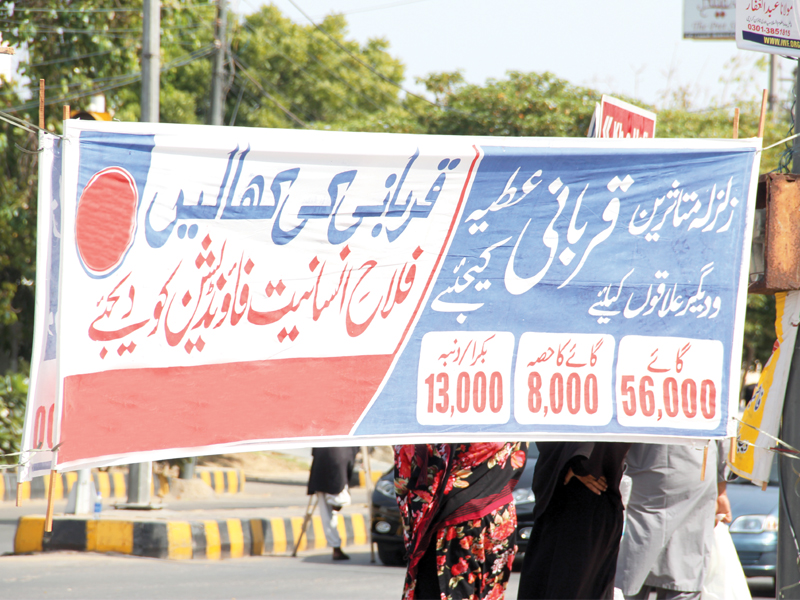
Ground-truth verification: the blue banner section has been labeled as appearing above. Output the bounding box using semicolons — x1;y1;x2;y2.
356;145;757;438
44;139;62;361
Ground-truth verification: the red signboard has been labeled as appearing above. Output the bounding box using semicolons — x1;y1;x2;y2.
595;95;657;139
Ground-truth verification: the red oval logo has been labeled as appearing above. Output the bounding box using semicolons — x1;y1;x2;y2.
75;167;138;275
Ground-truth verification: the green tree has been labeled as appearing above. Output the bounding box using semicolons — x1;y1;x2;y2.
333;70;601;137
227;5;404;128
743;294;777;375
0;368;28;464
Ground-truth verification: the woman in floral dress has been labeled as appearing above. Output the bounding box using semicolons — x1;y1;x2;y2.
394;442;528;600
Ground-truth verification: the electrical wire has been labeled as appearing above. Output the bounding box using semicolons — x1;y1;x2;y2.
283;0;446;110
229;82;245;126
0;43;211;98
0;110;39;134
0;20;208;35
5;44;215;113
243;19;388;113
776;59;798;173
231;68;319;123
30;49;114;68
231;57;308;127
10;4;216;14
333;0;431;16
11;43;216;99
240;12;396;109
734;417;800;454
235;27;376;115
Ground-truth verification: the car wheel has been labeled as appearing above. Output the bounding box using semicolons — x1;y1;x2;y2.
377;542;406;567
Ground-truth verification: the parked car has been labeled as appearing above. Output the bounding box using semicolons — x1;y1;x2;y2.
727;458;779;582
370;444;539;566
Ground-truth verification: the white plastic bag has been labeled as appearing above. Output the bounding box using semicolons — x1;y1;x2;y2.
702;522;752;600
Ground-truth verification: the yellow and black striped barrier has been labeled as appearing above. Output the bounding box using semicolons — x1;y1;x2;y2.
2;467;245;503
195;467;246;495
2;471;128;503
14;512;368;560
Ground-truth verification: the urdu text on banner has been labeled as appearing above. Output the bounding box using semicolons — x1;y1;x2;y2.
22;121;760;474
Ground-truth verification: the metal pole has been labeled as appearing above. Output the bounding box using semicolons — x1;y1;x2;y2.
794;62;800;174
361;446;376;563
66;469;94;515
770;54;779;116
126;462;152;506
141;0;160;123
124;0;160;508
210;0;227;126
777;61;800;599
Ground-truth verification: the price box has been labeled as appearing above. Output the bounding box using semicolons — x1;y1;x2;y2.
615;336;723;429
416;331;514;425
513;333;615;426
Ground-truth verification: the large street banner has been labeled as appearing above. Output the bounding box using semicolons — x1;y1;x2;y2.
736;0;800;56
22;121;760;473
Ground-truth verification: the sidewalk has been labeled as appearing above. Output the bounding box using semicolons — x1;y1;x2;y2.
9;452;392;561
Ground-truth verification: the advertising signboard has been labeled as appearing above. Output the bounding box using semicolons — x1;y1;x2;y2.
685;0;736;39
19;121;760;474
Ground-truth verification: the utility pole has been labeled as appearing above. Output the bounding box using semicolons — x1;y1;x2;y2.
141;0;160;123
124;0;161;508
210;0;227;126
769;54;779;116
777;63;800;599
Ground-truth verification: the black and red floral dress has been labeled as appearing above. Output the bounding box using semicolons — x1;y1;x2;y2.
394;442;527;600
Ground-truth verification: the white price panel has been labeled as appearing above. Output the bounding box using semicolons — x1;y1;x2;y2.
417;331;514;425
616;336;723;430
513;333;615;426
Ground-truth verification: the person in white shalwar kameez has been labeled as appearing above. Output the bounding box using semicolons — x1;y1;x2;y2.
615;442;731;600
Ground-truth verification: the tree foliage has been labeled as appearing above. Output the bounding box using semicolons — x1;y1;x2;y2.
0;367;28;464
229;5;404;128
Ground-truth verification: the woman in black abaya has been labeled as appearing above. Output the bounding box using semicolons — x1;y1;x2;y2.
517;441;630;600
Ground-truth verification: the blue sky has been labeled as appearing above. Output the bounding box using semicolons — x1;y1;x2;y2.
238;0;790;111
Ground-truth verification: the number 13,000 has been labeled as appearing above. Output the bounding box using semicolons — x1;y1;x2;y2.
425;371;503;414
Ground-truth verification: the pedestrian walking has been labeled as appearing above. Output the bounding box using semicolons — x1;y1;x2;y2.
307;446;360;561
395;442;528;600
615;443;732;599
517;441;631;600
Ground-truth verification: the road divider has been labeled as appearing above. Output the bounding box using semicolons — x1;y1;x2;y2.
14;512;369;560
2;466;246;503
